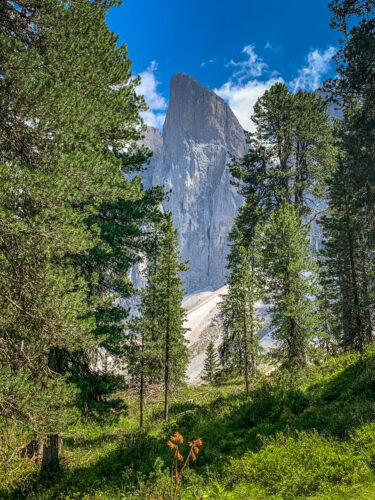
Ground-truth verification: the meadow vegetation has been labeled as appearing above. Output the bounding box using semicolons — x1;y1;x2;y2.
2;343;375;499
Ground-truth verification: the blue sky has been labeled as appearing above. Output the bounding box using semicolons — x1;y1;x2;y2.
106;0;339;131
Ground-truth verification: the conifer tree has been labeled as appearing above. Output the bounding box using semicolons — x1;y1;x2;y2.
231;83;336;216
128;214;188;423
262;202;320;368
308;1;375;355
228;83;335;372
126;222;164;428
327;0;375;239
220;229;263;391
320;103;374;352
0;0;159;470
157;214;189;420
201;341;219;384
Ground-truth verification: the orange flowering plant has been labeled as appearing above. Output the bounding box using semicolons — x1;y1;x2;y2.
166;432;203;500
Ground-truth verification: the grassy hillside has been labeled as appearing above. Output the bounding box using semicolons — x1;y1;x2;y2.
3;345;375;499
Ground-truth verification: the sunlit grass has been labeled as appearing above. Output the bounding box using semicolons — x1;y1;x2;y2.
2;347;375;499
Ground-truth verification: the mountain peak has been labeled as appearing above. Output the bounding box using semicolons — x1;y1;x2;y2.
164;73;243;148
170;72;217;97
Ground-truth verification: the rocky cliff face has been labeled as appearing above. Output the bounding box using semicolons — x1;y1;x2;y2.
142;73;246;293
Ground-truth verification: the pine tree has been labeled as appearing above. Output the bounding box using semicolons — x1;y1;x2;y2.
126;221;164;428
201;342;219;384
329;0;375;103
320;103;374;352
220;229;263;391
230;83;335;216
327;0;375;242
128;214;189;423
157;214;189;420
313;2;375;354
262;202;320;369
0;0;159;471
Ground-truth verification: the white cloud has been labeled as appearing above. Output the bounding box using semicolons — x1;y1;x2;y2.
213;44;278;131
290;47;336;92
201;58;216;67
227;45;268;81
264;42;281;54
215;78;283;132
137;61;167;130
139;109;166;130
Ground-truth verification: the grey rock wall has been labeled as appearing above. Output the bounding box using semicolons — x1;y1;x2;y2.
142;73;246;293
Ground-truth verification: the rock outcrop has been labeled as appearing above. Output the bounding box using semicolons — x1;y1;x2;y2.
142;73;246;293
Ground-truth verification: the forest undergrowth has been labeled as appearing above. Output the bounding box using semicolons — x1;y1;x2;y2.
3;344;375;499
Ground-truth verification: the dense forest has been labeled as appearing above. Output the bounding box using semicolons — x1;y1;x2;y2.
0;0;374;498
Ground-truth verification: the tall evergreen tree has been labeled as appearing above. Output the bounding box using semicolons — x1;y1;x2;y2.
220;229;263;391
0;0;159;470
228;83;335;371
328;0;375;238
201;341;219;384
157;214;189;420
320;103;374;352
231;83;336;216
126;221;164;428
128;214;188;423
262;202;320;368
315;1;375;354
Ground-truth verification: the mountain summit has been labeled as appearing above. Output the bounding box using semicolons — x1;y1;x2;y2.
142;73;246;293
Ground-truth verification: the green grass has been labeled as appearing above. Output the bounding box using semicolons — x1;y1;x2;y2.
3;345;375;499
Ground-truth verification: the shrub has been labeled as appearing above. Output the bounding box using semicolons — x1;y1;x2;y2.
227;431;369;498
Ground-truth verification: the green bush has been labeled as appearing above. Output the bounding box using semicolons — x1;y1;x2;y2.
227;431;369;499
352;423;375;469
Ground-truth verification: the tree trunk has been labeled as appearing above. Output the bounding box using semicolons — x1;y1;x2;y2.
164;326;170;420
243;307;249;394
41;434;60;473
249;259;257;378
40;347;61;473
345;205;363;352
164;267;171;420
250;319;257;378
139;330;145;429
